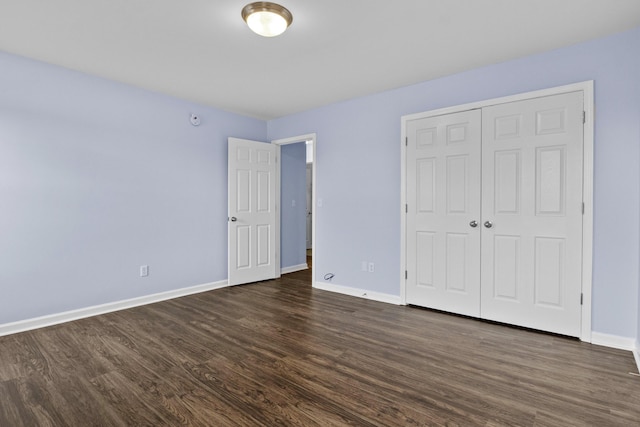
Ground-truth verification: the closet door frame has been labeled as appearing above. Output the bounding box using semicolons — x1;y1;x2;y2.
400;81;594;342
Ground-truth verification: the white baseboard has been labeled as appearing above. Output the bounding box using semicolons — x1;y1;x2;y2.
281;263;309;275
313;281;402;305
0;279;229;337
634;342;640;374
591;332;636;351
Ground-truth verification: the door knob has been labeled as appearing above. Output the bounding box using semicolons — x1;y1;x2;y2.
469;220;478;228
484;221;493;228
229;217;237;222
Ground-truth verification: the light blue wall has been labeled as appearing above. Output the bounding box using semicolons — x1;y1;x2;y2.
2;27;640;340
0;51;266;325
268;26;640;339
280;143;307;269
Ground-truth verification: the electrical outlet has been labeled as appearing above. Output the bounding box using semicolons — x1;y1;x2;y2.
368;262;375;273
140;265;149;277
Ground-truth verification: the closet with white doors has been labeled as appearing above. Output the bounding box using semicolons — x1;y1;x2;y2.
404;88;587;337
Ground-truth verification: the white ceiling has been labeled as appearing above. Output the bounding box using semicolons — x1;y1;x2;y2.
1;1;639;120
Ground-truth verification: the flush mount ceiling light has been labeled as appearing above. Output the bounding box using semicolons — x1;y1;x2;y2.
242;2;293;37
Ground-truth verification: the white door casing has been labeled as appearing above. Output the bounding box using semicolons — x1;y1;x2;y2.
228;138;278;286
405;109;482;317
480;91;584;336
306;163;313;250
401;82;593;340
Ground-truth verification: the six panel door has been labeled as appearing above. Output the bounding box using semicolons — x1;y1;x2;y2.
406;110;482;317
228;138;278;286
480;91;584;336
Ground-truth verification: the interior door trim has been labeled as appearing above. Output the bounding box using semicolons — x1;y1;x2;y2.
400;81;594;342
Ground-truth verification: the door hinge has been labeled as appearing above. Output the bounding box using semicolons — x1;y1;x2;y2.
582;202;585;214
580;293;583;305
405;204;408;213
405;137;408;146
405;270;408;280
582;111;586;124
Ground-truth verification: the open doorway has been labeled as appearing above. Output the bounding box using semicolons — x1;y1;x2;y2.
273;133;316;284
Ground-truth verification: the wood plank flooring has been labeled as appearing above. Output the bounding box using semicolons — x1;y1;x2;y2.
1;267;639;426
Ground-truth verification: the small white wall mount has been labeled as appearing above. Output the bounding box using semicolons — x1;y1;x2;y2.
190;113;201;126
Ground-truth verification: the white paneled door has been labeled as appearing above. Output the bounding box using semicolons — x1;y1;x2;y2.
406;110;482;317
405;91;585;337
481;91;584;336
228;138;278;286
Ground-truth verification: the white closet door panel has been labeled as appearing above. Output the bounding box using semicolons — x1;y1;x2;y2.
480;91;584;337
406;110;481;317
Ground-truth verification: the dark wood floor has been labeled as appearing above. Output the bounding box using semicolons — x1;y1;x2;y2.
1;268;639;426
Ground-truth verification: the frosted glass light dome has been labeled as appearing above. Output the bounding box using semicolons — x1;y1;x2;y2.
242;2;293;37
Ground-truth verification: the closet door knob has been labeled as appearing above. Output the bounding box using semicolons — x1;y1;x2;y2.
229;217;237;222
484;221;493;228
469;220;478;228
